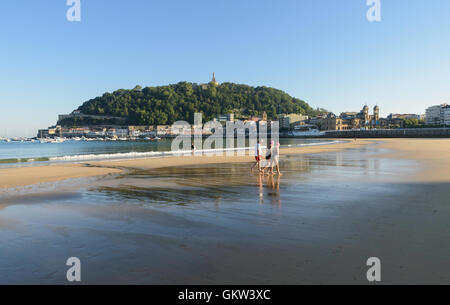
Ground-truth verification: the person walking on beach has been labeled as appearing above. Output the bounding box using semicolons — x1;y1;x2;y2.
262;141;274;175
251;140;262;172
272;142;282;176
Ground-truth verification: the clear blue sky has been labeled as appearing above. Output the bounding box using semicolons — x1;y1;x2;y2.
1;0;449;137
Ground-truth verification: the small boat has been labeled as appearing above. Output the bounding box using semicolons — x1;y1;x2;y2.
49;137;65;144
290;125;326;137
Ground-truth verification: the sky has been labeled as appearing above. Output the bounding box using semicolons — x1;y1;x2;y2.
1;0;449;137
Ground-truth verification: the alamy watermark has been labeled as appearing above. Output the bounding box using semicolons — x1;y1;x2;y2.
367;0;381;22
66;0;81;22
66;1;380;24
170;113;279;157
366;257;381;282
66;257;81;282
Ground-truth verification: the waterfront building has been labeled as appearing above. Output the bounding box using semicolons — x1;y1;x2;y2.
116;128;129;138
308;113;328;126
279;113;309;130
388;114;422;120
426;104;448;125
444;106;450;126
157;125;172;136
321;105;381;131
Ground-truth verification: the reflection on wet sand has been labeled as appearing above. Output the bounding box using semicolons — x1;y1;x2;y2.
257;174;282;207
3;145;448;285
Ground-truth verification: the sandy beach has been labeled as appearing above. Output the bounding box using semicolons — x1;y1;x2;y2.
375;138;450;183
0;138;449;190
0;164;121;189
0;139;369;189
1;138;450;284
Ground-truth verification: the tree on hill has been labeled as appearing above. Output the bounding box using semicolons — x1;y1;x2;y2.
64;82;322;126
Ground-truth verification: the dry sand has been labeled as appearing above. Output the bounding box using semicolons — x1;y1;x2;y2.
0;164;121;189
0;138;449;189
377;138;450;183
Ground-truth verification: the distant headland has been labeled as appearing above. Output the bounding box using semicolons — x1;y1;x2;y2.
57;73;320;128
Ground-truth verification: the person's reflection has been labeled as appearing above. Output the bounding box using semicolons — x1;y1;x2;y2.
257;172;264;204
267;175;282;208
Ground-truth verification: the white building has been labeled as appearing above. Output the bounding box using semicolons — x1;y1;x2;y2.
444;106;450;126
279;114;309;129
426;104;448;125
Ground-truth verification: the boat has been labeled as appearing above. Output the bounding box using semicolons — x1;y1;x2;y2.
49;137;65;144
290;125;326;137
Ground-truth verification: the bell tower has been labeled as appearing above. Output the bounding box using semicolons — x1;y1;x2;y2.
211;72;219;86
373;105;380;121
363;105;370;123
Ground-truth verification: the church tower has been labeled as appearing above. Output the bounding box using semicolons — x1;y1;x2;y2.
373;105;380;121
363;105;370;123
211;72;219;86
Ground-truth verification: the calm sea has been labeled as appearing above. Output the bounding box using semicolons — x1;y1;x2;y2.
0;138;336;167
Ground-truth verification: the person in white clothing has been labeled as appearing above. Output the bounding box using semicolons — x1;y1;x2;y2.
251;140;262;172
272;142;282;176
262;141;274;175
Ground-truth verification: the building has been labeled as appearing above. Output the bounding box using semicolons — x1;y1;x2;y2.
308;113;328;126
201;73;219;89
320;105;380;131
61;127;91;137
215;113;235;123
37;125;62;138
340;112;358;119
157;125;172;136
279;113;309;130
321;113;362;131
426;104;448;125
444;106;450;126
211;72;219;86
388;114;422;120
58;110;126;124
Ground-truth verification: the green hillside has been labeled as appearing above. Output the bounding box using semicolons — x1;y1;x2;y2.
60;82;321;126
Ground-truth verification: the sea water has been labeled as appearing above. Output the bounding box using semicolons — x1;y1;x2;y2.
0;138;336;167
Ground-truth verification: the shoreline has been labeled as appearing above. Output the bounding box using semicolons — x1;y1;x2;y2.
0;139;364;190
1;138;449;190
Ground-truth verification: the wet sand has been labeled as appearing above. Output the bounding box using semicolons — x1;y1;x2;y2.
0;139;368;189
1;138;450;284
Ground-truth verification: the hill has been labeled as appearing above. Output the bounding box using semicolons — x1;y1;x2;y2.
58;82;321;126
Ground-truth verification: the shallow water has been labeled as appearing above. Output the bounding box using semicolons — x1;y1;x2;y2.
0;138;331;167
1;144;450;284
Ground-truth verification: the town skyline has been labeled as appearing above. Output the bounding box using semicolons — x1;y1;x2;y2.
1;0;450;137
